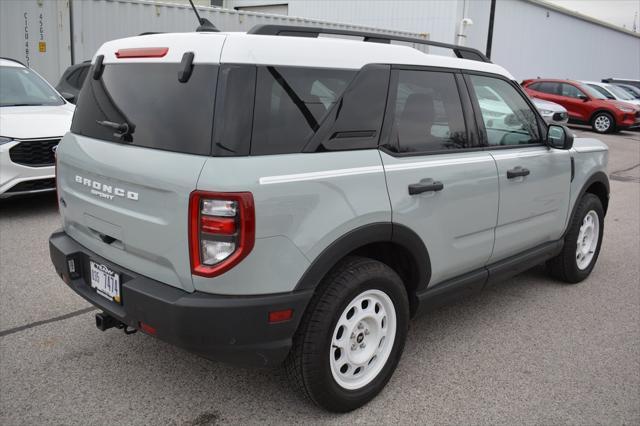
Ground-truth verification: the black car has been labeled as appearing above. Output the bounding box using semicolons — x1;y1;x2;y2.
55;61;90;103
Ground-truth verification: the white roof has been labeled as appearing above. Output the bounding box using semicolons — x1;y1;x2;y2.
95;32;513;79
0;58;25;68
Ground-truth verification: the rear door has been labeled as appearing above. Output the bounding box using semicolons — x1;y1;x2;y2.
379;67;499;287
467;74;571;262
57;36;226;292
558;82;591;122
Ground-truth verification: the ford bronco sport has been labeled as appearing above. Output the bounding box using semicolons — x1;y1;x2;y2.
49;25;609;412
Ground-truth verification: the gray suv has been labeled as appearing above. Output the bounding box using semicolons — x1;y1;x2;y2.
49;26;609;412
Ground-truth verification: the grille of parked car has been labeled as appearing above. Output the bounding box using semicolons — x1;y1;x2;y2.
5;178;56;193
9;138;60;167
553;112;568;121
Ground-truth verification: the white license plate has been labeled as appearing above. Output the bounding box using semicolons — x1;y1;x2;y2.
90;261;121;303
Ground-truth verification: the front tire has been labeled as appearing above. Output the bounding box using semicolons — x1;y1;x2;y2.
591;112;615;134
284;256;409;412
547;193;604;283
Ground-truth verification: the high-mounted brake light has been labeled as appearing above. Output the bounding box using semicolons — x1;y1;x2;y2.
115;47;169;59
189;191;255;278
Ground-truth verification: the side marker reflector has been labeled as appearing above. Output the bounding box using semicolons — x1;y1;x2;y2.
268;309;293;324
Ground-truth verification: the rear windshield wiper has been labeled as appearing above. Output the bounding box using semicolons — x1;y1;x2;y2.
96;120;135;141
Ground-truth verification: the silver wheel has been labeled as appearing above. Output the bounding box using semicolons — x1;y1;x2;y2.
576;210;600;270
329;289;396;390
594;115;611;132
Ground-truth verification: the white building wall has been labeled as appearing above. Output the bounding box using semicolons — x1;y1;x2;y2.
227;0;639;81
487;0;640;81
229;0;464;43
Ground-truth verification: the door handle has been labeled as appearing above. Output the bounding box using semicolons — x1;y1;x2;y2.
408;179;444;195
507;166;530;179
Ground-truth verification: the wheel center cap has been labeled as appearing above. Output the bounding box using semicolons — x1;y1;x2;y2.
356;333;364;343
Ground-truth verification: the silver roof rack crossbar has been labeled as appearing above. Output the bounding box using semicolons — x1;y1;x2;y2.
248;25;491;63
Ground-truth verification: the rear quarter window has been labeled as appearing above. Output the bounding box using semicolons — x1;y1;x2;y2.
250;66;355;155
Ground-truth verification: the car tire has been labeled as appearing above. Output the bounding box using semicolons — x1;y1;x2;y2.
591;111;615;134
547;193;604;283
284;256;409;412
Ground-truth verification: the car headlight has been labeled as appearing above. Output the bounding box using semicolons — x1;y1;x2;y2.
0;136;14;145
538;109;553;115
616;105;635;113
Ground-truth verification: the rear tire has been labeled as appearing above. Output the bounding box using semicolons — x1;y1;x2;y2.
547;193;604;283
591;112;615;134
284;256;409;412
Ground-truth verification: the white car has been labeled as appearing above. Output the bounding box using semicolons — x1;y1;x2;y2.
531;97;569;124
476;85;568;125
583;80;640;108
0;58;74;198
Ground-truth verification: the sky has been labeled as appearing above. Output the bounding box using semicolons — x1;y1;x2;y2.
545;0;640;31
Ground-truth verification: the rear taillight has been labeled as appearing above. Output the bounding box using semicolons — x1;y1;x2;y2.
189;191;255;277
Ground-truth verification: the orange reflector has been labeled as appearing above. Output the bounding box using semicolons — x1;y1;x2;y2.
116;47;169;58
139;321;157;335
268;309;293;324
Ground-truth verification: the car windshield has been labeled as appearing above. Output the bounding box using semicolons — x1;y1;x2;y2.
0;65;64;107
578;83;607;100
605;84;635;100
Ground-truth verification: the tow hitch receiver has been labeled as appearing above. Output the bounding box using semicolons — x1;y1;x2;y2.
95;312;137;334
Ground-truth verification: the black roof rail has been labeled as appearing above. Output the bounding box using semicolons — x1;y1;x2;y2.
0;56;27;67
138;32;165;36
247;25;491;63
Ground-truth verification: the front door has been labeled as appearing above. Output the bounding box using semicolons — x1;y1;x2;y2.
467;74;571;262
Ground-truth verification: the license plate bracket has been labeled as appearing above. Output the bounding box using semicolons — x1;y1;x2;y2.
89;260;121;304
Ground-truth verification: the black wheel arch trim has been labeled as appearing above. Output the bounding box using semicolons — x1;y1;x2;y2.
564;171;610;238
294;222;431;294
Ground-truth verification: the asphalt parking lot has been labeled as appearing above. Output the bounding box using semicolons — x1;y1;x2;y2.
1;128;638;425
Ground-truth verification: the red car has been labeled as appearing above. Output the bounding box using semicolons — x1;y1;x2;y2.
522;78;640;133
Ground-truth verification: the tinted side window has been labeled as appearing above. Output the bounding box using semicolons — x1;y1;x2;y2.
560;83;585;99
251;66;355;155
536;82;559;95
469;75;540;146
76;66;89;89
212;65;256;156
387;69;468;153
65;68;82;88
528;82;542;91
588;84;614;99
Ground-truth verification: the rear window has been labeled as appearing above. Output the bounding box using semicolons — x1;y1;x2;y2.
71;63;218;155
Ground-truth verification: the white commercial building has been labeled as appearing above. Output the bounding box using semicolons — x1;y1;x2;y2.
228;0;640;81
0;0;638;85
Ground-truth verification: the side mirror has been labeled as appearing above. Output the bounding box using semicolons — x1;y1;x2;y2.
578;94;589;101
60;92;75;103
547;124;574;150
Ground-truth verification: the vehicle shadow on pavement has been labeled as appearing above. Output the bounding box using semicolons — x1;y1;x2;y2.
0;192;58;220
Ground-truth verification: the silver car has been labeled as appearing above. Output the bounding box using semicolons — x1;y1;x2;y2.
532;97;569;124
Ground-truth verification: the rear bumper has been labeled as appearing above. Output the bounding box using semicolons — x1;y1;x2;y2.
49;230;313;367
